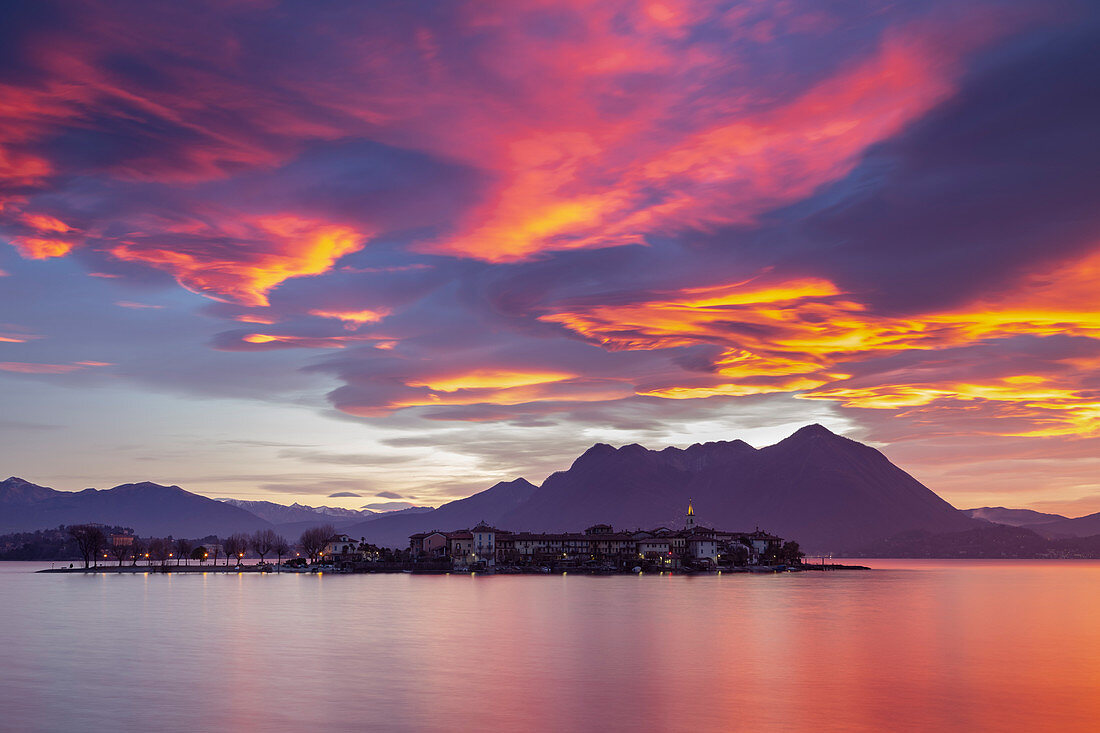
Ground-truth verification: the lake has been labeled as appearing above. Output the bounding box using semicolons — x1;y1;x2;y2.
2;560;1099;732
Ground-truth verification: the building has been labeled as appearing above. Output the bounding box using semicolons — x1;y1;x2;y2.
323;534;363;569
471;522;497;567
409;530;448;558
446;530;473;563
412;503;788;570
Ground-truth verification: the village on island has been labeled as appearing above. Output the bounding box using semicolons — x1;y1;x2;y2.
37;502;813;574
374;502;803;573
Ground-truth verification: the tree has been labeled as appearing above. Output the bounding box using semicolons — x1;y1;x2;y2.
175;538;193;567
300;524;335;564
208;539;220;567
130;537;146;567
250;528;277;563
223;533;249;566
67;525;107;569
727;543;749;567
148;537;171;568
110;539;131;567
273;536;290;571
780;541;804;565
191;546;208;565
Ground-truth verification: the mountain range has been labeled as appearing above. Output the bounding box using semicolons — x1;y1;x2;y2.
961;507;1068;527
349;424;978;552
0;478;269;537
4;424;1099;553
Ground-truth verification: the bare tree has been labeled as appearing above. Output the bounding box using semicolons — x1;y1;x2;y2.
223;533;249;566
175;538;193;567
67;525;107;569
148;537;171;568
273;536;290;571
208;539;221;567
110;540;131;567
130;537;146;567
250;529;277;563
300;524;335;564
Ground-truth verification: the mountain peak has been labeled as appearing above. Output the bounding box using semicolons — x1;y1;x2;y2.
109;481;187;494
789;423;840;439
0;477;59;503
485;477;538;494
570;443;618;468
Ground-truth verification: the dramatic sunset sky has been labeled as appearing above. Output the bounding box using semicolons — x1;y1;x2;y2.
1;0;1098;514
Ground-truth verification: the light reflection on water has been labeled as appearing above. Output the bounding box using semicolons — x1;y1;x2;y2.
3;560;1099;732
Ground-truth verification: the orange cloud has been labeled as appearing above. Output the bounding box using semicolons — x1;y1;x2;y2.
230;332;383;350
11;237;73;259
0;329;40;343
542;246;1100;435
234;314;279;325
20;213;72;234
344;371;629;416
426;25;986;262
109;216;369;305
309;308;389;330
407;369;576;392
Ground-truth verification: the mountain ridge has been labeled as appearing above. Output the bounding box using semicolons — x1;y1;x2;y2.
0;477;271;536
7;425;1083;552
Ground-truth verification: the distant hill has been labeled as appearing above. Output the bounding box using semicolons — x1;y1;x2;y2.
962;506;1068;527
0;477;270;537
1028;511;1100;539
854;524;1054;557
494;425;976;552
344;478;538;547
216;498;378;525
853;524;1100;558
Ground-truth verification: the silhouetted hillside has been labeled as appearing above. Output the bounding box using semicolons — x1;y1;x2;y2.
496;425;976;552
853;524;1100;558
963;506;1067;527
344;478;538;547
1029;511;1100;538
0;477;270;536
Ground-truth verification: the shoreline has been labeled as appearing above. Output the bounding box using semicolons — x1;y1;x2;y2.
36;563;870;575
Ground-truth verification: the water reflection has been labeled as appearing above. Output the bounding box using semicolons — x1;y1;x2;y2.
2;561;1099;731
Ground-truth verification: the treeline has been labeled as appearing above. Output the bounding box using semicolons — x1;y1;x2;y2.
65;525;302;569
0;525;132;561
0;522;367;568
853;524;1100;558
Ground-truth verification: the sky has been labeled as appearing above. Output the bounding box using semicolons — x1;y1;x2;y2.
1;0;1098;515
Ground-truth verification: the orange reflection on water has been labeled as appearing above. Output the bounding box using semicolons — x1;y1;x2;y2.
4;561;1100;731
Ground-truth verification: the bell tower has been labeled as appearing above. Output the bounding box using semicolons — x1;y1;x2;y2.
686;499;695;530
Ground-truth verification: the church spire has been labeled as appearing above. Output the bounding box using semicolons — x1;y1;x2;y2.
686;499;695;529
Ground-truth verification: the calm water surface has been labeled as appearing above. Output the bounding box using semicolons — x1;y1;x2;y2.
2;560;1099;732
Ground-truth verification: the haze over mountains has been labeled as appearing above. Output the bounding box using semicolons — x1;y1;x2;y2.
4;425;1099;553
216;498;378;525
962;507;1068;527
